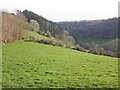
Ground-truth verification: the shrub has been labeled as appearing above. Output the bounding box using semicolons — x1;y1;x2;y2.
89;47;99;55
74;44;82;51
30;19;40;32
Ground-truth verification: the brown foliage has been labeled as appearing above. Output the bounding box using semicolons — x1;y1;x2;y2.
2;11;29;44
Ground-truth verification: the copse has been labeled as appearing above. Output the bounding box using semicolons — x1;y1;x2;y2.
2;11;29;44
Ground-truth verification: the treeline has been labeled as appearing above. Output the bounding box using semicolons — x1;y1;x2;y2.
2;10;75;47
73;44;119;57
23;10;63;39
58;18;119;57
58;18;118;40
2;11;30;44
23;10;75;46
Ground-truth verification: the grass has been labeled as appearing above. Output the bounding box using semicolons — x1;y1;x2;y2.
82;38;110;46
28;31;49;40
2;42;118;88
26;31;56;42
26;30;69;47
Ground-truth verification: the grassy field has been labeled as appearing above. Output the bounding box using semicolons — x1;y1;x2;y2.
2;42;118;88
27;31;49;40
26;31;56;42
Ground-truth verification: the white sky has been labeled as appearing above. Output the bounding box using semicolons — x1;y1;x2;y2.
0;0;119;22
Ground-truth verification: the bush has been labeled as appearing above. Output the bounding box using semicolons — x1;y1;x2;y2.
74;44;82;51
89;47;99;55
30;19;40;32
54;42;63;47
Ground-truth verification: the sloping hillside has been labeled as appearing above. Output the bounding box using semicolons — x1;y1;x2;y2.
2;11;75;48
2;41;118;88
23;10;75;46
58;18;119;57
58;18;118;40
2;10;118;88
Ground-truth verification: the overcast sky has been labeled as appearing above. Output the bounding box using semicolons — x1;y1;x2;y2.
0;0;119;22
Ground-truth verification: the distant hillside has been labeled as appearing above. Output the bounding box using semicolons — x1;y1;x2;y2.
58;18;118;51
58;18;119;57
22;10;75;46
23;10;64;39
58;18;118;40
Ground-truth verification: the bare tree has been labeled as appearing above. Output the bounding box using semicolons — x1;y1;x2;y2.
2;11;29;44
30;19;40;32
